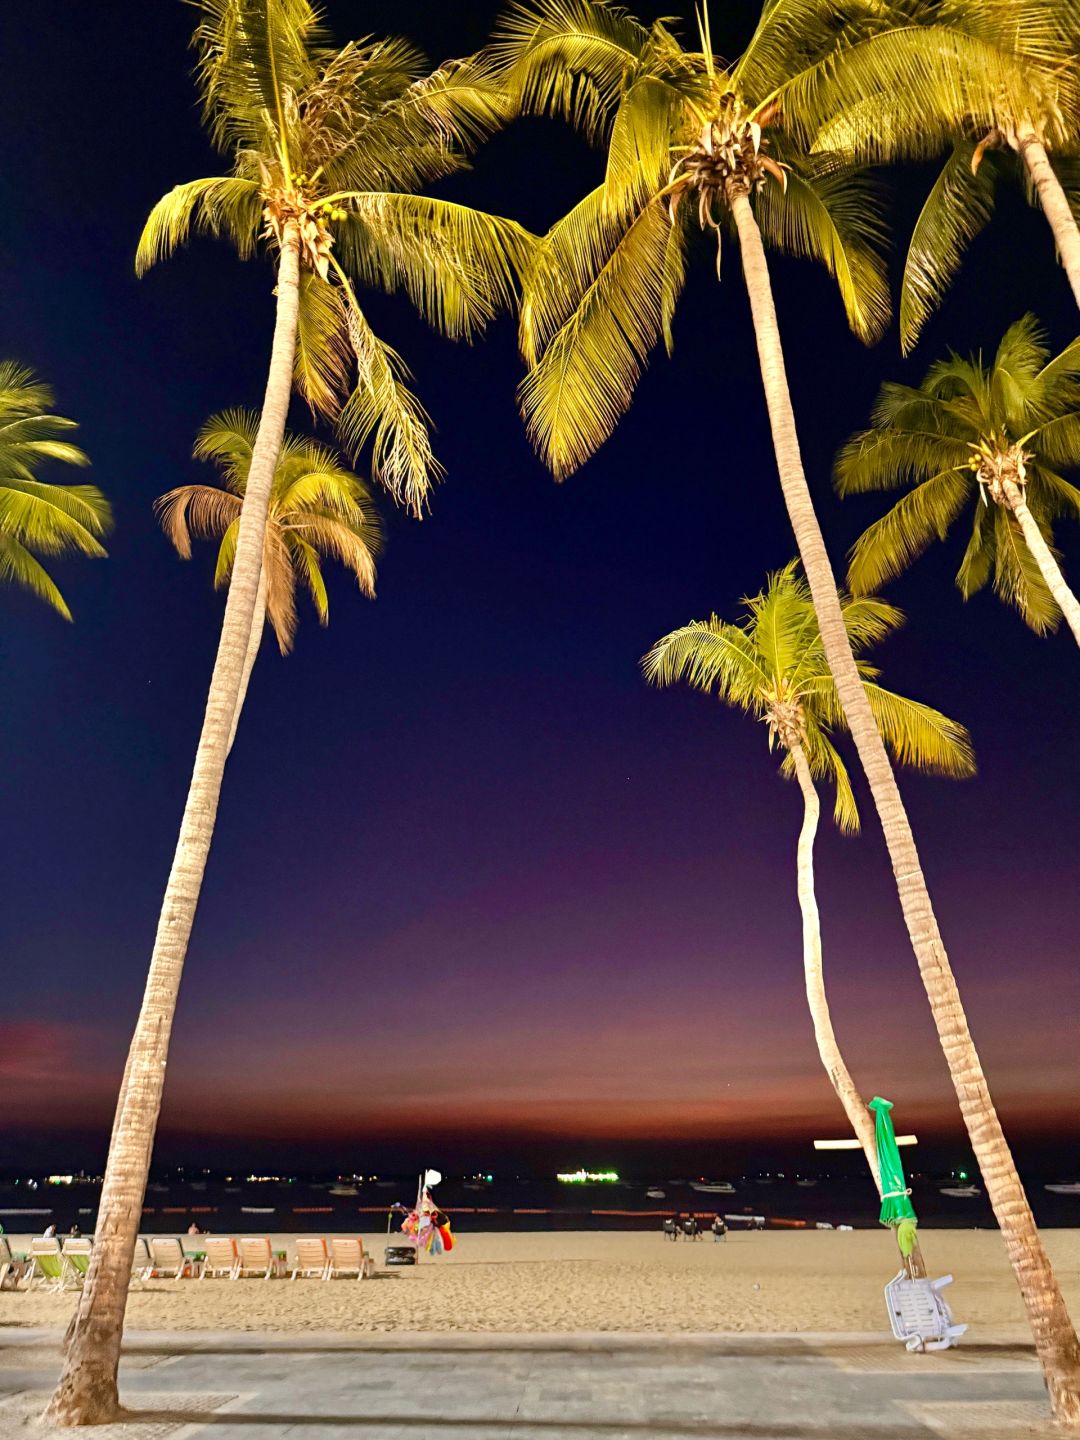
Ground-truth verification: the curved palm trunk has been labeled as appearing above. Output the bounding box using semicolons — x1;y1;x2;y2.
44;223;303;1428
1012;124;1080;314
227;568;268;756
789;745;880;1192
1001;478;1080;648
729;186;1080;1424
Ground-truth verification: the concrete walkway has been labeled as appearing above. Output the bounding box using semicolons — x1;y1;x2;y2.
0;1328;1056;1439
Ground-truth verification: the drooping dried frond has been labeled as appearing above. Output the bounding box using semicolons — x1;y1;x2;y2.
644;560;974;831
294;272;352;418
155;485;244;560
900;144;998;354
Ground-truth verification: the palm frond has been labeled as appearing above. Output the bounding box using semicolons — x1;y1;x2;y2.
790;721;860;833
1028;465;1080;521
335;193;534;340
294;271;352;418
337;304;441;516
262;524;300;652
0;532;72;619
286;510;378;596
519;197;674;479
490;0;650;142
285;532;330;621
642;616;771;707
135;176;263;275
603;72;683;217
155;484;243;558
752;155;890;343
846;469;971;593
991;501;1061;632
835;427;969;494
193;0;322;157
900;144;998;354
861;683;976;776
0;360;55;415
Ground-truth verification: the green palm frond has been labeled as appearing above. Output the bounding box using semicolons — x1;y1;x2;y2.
835;427;971;494
603;72;685;217
846;470;971;593
334;193;534;341
194;0;322;157
336;304;441;518
991;501;1060;632
900;144;999;354
491;0;651;142
286;532;330;622
0;363;110;618
0;533;74;619
752;154;890;344
645;561;973;831
519;197;675;479
136;176;263;276
294;272;352;418
1028;466;1080;520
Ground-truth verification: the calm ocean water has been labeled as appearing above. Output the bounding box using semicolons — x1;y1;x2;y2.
3;1171;1078;1235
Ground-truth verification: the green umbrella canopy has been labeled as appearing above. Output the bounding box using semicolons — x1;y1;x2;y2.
869;1097;918;1249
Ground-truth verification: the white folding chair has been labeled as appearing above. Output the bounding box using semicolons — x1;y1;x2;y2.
885;1271;967;1352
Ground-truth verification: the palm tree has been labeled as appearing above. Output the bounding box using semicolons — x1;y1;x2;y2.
495;0;1080;1416
837;316;1080;647
0;362;111;617
47;1;529;1424
158;409;382;749
810;0;1080;349
643;564;975;1196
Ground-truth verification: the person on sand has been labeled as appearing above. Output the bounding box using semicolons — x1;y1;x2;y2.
187;1222;202;1235
711;1214;727;1243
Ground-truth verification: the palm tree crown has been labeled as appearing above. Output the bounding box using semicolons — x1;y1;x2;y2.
137;0;533;515
0;361;112;619
643;562;974;830
837;315;1080;634
493;0;1043;478
157;408;381;653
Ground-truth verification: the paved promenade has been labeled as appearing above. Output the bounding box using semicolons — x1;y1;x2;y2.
0;1327;1055;1439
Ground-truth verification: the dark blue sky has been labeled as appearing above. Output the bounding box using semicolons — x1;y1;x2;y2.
1;0;1077;1175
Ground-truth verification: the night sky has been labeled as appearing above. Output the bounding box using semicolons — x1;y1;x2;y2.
1;1;1077;1177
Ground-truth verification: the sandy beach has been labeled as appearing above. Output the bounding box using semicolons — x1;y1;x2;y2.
3;1228;1078;1337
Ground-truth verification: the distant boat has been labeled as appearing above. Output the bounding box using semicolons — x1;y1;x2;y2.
241;1206;275;1214
646;1188;666;1199
225;1187;241;1194
329;1186;358;1197
796;1179;818;1188
1045;1183;1080;1195
690;1181;735;1194
940;1185;981;1198
752;1177;775;1186
0;1208;51;1216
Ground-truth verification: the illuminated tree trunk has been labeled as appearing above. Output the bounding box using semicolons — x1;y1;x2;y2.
1001;478;1080;648
729;183;1080;1425
228;568;268;755
789;743;880;1191
1012;124;1080;314
44;221;303;1427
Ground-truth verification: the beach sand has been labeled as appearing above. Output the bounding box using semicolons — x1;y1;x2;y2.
3;1229;1078;1336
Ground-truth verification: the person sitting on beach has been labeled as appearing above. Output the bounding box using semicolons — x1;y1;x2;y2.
682;1215;699;1240
711;1215;727;1243
663;1216;678;1241
187;1222;203;1235
68;1224;82;1238
43;1224;57;1239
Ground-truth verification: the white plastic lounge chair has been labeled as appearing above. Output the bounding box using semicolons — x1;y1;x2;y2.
885;1270;967;1352
149;1236;197;1279
62;1237;92;1286
236;1237;279;1280
201;1237;239;1279
26;1238;69;1291
292;1236;330;1280
328;1237;374;1280
129;1238;152;1286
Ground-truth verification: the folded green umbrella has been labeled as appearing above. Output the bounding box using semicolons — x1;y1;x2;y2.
869;1096;918;1255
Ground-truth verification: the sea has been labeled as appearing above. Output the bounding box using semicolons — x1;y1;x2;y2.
3;1169;1079;1236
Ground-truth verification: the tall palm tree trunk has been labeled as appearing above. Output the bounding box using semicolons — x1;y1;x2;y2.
1012;124;1080;314
44;223;303;1428
729;184;1080;1424
1001;478;1080;647
789;744;880;1191
227;569;268;756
